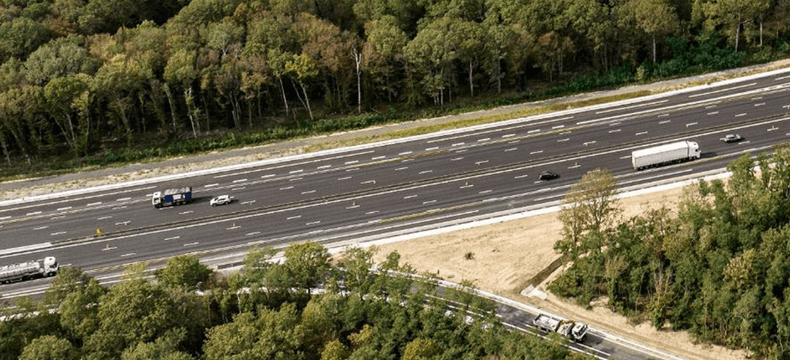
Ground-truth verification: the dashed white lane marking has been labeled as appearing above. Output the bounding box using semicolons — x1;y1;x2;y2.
241;200;256;205
87;202;101;206
426;147;438;151
403;195;418;199
345;160;358;165
246;231;260;236
318;164;332;169
399;151;412;155
0;216;10;220
451;157;463;161
528;129;540;134
301;190;316;194
768;126;779;132
478;138;490;142
658;113;669;117
752;96;763;100
635;131;648;136
557;138;570;142
609;122;620;126
621;155;632;159
460;183;474;189
227;224;240;229
559;131;571;135
116;197;131;202
50;231;66;236
97;216;112;220
508;140;520;144
395;167;408;171
479;190;492;194
707;111;719;115
233;178;247;183
777;75;790;80
57;207;71;211
231;186;246;190
289;177;303;181
365;210;379;215
27;211;42;216
705;105;717;109
306;221;321;226
419;170;433;174
659;120;671;124
290;169;303;174
755;103;765;107
205;183;219;187
261;174;275;178
595;100;668;114
280;186;294;190
361;180;376;185
689;82;755;97
287;215;302;220
583;141;596;146
505;148;517;152
568;163;581;169
530;150;543;155
112;206;127;210
50;215;65;220
502;133;515;138
514;174;529;179
34;226;49;230
165;236;180;241
180;211;193;215
609;129;621;133
423;200;437;205
183;242;199;247
115;221;131;226
475;160;489;165
102;246;117;251
686;122;698;127
452;142;464;146
735;113;747;117
552;125;564;129
337;176;352;181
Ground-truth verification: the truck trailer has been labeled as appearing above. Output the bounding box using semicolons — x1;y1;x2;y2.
533;313;588;342
0;257;59;284
631;141;701;170
152;186;192;208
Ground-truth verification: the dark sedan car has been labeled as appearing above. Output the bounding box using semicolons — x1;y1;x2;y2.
539;171;559;181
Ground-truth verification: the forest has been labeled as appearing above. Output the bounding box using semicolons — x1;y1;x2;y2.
550;151;790;359
0;0;789;177
0;244;590;360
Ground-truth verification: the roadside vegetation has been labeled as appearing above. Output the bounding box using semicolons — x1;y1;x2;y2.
0;244;590;360
551;150;790;359
0;0;789;180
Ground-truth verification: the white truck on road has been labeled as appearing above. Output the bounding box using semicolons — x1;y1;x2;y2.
533;313;588;342
0;257;59;284
631;141;701;170
152;186;192;208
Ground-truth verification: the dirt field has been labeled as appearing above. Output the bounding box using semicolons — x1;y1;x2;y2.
370;184;749;360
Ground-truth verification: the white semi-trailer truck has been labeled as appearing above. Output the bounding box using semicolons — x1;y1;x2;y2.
631;141;701;170
152;186;192;208
533;313;588;342
0;257;59;284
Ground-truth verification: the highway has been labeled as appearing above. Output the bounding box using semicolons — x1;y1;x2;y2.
2;66;790;359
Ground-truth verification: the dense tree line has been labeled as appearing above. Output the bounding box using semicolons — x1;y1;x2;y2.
0;243;590;359
550;151;790;359
0;0;789;171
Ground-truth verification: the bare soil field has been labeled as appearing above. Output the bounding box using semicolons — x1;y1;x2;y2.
370;185;749;360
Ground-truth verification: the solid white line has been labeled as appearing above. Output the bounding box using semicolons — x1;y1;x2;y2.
116;197;131;202
595;100;668;114
689;82;755;97
205;183;219;187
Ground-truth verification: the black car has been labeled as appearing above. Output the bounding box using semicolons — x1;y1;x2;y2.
539;171;559;181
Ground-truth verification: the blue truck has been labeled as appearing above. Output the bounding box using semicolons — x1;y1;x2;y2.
152;186;192;208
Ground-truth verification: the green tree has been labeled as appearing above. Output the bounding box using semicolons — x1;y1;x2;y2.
156;255;213;291
19;335;77;360
402;338;440;360
120;328;194;360
283;241;332;294
620;0;679;63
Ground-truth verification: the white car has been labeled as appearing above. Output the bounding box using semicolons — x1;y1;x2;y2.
210;195;231;206
720;134;743;143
